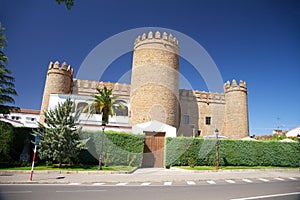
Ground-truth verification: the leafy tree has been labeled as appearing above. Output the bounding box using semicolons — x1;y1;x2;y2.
55;0;74;10
0;121;14;162
35;98;87;167
0;23;18;114
85;86;126;125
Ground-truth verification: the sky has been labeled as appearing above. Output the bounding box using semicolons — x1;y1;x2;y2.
0;0;299;135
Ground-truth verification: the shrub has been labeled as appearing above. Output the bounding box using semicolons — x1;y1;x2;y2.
166;137;300;167
0;121;14;162
79;130;144;166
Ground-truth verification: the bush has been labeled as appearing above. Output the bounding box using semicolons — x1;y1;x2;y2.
0;123;35;164
166;137;300;167
0;121;14;162
12;127;35;162
79;130;144;166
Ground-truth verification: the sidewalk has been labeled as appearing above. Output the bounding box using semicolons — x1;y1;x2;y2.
0;168;299;184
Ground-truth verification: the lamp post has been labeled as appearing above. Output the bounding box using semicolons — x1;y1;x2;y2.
98;123;106;170
215;129;219;171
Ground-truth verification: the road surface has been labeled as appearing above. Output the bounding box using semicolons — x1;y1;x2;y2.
0;179;299;200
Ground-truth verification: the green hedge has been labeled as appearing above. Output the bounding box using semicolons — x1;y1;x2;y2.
0;124;144;167
166;137;300;167
0;121;15;162
0;121;35;163
79;130;144;166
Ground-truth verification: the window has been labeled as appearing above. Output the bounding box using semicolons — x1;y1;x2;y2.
77;102;88;113
205;116;211;125
113;105;128;116
183;115;189;124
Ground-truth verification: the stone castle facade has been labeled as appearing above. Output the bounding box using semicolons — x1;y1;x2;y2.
40;31;249;139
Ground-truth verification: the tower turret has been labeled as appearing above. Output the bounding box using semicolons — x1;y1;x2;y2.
39;61;73;123
223;80;249;138
130;31;180;128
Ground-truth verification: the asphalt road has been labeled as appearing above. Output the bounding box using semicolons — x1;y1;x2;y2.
0;180;299;200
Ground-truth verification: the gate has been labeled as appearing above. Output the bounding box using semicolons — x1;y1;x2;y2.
142;132;166;168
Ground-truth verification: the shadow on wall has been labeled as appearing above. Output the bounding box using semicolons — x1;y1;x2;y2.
178;90;199;137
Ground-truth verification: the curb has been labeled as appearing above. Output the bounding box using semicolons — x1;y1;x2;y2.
0;169;137;175
0;168;299;175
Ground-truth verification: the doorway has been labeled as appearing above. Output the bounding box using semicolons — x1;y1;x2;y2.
142;132;166;168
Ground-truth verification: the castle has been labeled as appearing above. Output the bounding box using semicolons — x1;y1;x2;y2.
40;31;249;139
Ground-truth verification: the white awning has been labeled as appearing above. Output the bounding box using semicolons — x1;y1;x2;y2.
132;120;177;137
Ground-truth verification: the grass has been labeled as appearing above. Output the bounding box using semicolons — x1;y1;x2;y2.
0;164;135;171
175;166;300;170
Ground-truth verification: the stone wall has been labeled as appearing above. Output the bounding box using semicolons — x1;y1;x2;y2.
39;61;73;123
130;31;180;128
223;80;249;138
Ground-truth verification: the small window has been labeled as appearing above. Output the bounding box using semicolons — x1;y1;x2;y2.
77;102;88;113
183;115;189;124
205;117;211;125
113;105;128;116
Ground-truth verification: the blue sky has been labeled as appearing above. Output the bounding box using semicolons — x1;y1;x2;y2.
1;0;299;135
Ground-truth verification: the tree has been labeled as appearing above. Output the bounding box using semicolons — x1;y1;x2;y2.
55;0;74;10
85;86;126;125
35;98;87;167
84;86;126;170
0;23;18;114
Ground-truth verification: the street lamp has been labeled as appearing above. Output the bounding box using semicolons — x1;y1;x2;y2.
215;129;219;171
98;123;106;170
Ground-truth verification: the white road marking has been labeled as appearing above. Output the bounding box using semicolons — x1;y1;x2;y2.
56;189;106;193
164;182;172;186
242;179;252;183
289;177;297;180
92;183;105;186
230;192;300;200
207;180;216;184
274;178;284;181
259;178;269;182
226;180;235;184
68;183;81;185
116;182;128;186
141;182;151;186
186;181;196;185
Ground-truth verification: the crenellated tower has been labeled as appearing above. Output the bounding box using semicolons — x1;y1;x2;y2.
39;61;73;123
130;31;180;128
223;80;249;138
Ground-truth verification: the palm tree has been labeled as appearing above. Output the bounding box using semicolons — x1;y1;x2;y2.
84;86;126;170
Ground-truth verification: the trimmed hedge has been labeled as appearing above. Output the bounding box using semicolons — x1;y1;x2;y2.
0;121;15;162
166;137;300;167
0;122;35;163
79;130;144;166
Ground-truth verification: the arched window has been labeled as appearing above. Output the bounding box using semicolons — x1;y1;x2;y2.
76;102;88;113
113;105;128;116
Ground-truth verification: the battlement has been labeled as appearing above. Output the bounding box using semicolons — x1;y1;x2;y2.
48;61;74;76
224;79;247;93
134;31;179;52
179;89;225;104
72;79;130;98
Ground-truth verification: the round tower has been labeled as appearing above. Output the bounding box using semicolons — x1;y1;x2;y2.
130;31;180;128
223;80;249;138
39;61;73;124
